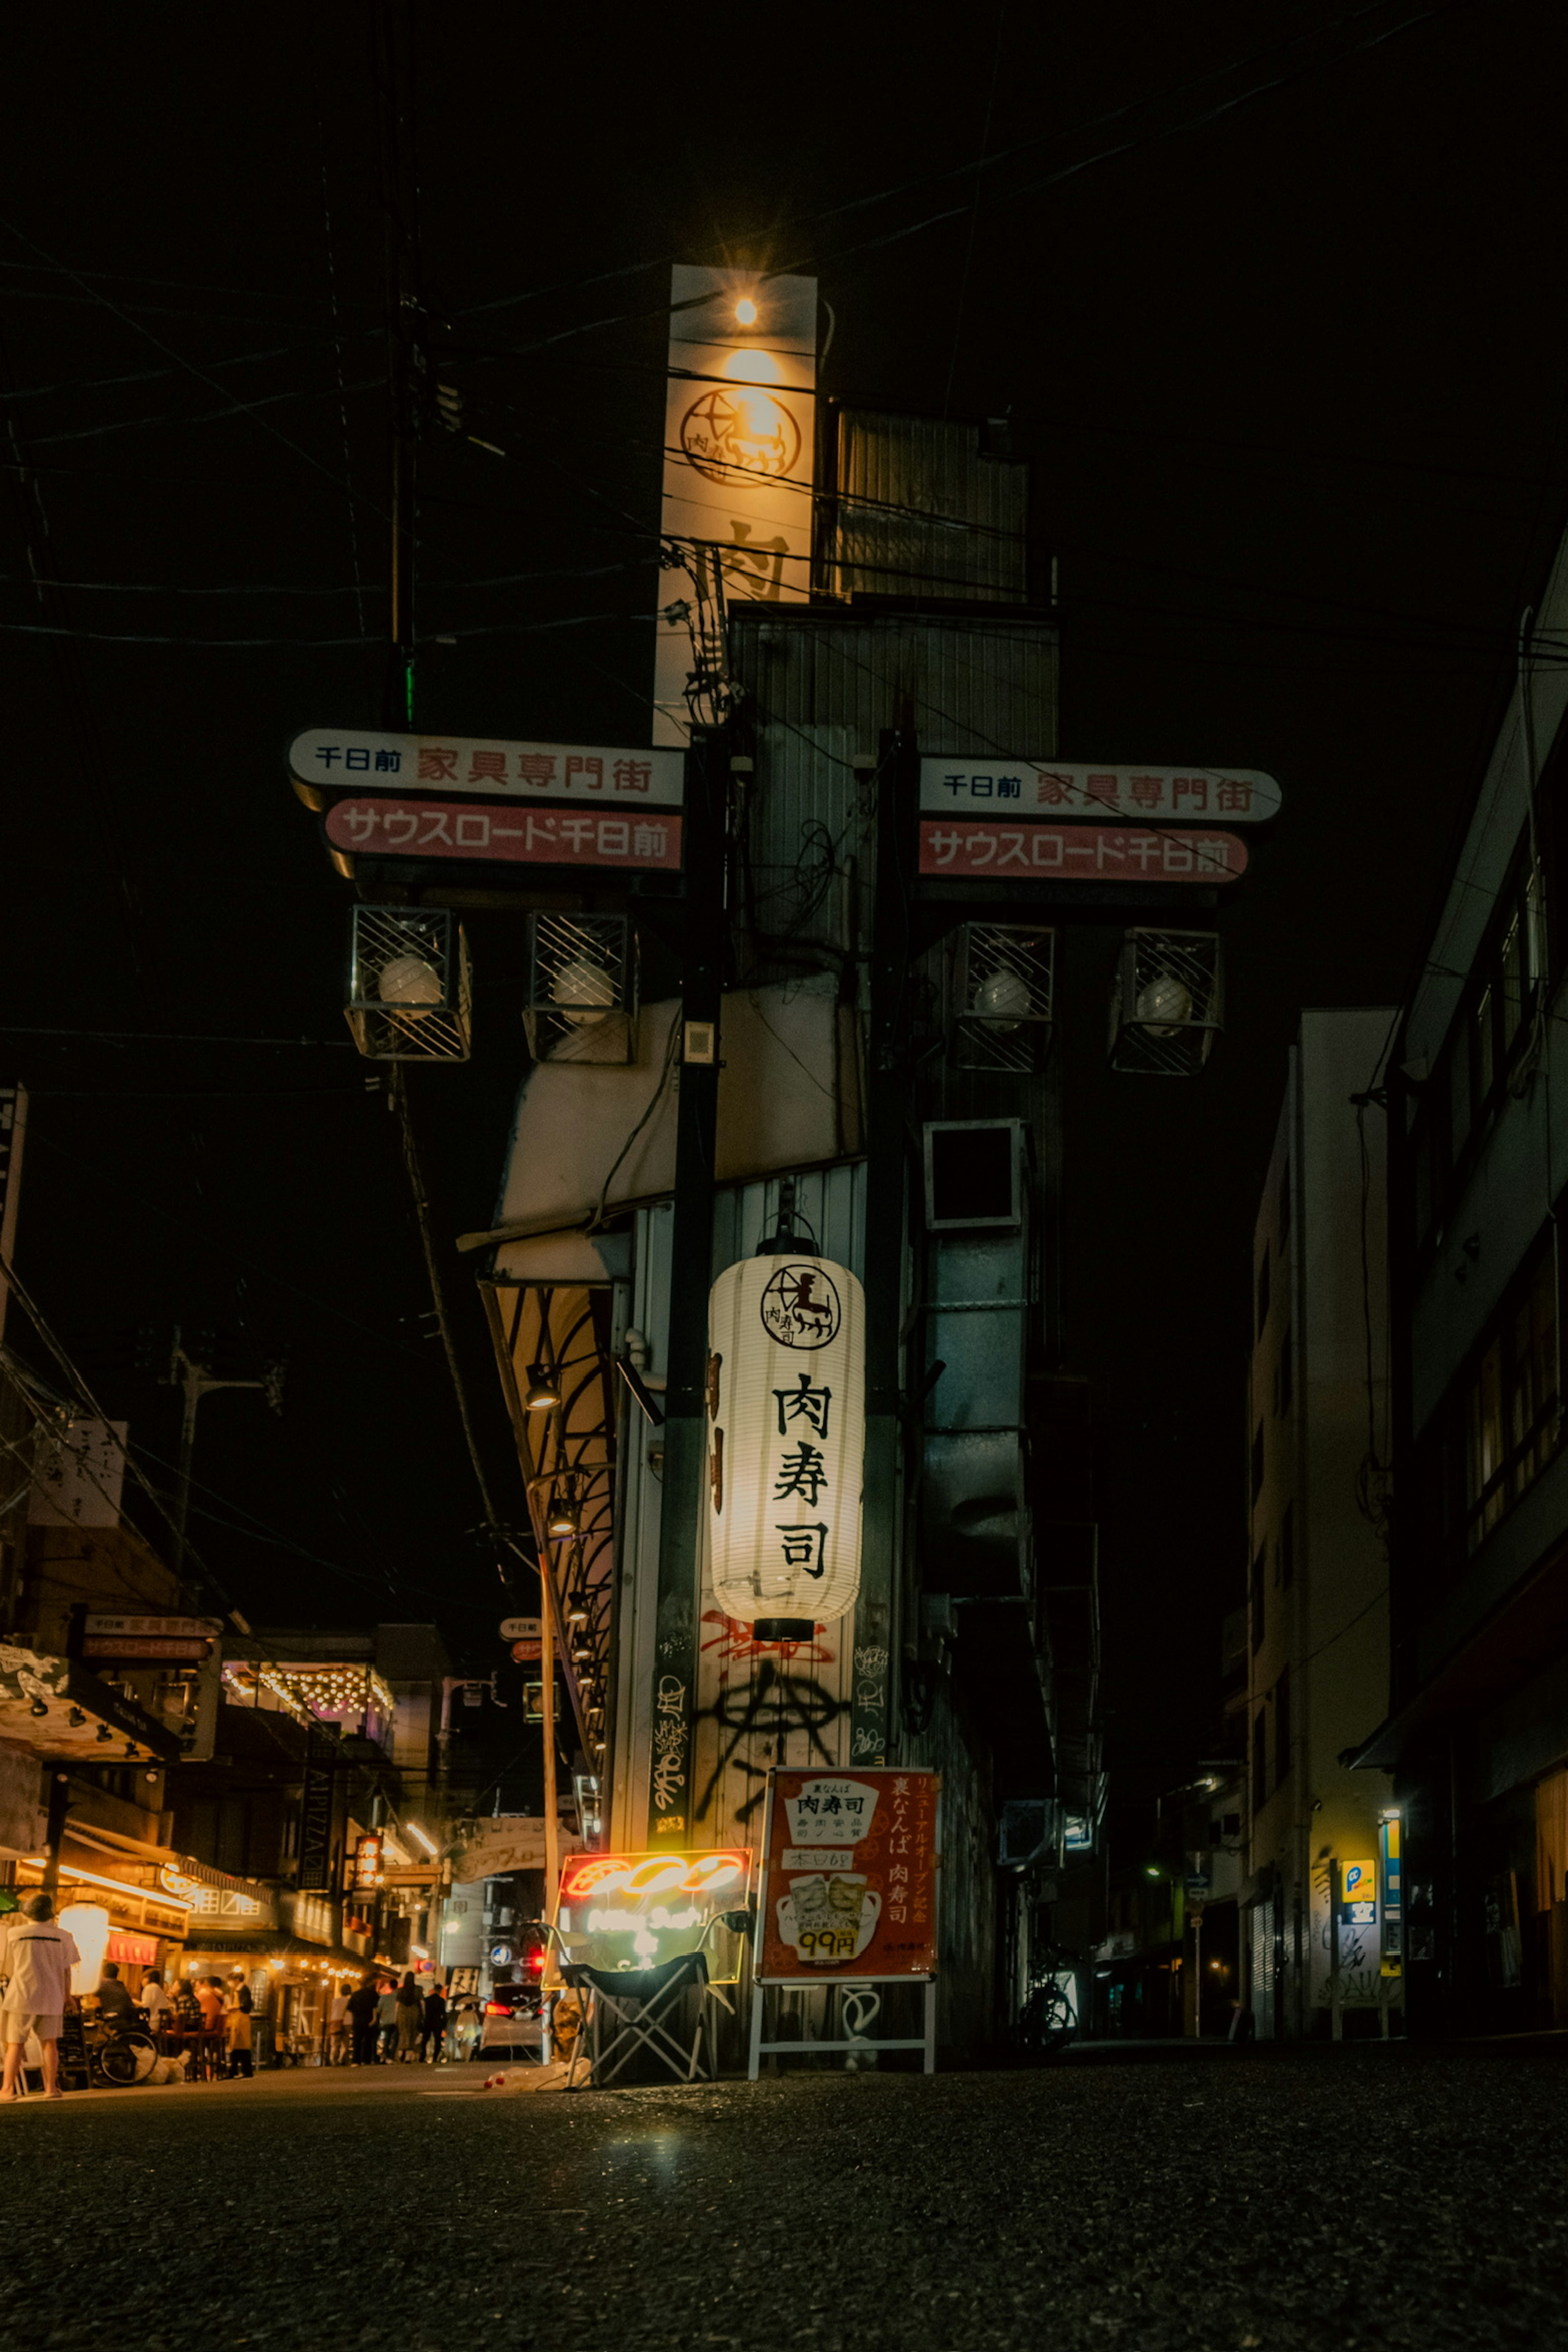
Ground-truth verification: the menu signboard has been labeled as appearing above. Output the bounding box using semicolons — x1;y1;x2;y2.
756;1767;939;1981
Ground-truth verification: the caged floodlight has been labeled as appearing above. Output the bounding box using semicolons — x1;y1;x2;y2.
1109;929;1223;1077
950;922;1055;1072
344;906;472;1062
523;912;637;1065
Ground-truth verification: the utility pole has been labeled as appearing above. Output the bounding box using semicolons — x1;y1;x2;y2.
375;0;423;728
165;1330;284;1583
640;725;727;1842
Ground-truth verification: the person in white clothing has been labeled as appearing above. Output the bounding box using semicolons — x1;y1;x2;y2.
140;1971;175;2043
0;1893;81;2100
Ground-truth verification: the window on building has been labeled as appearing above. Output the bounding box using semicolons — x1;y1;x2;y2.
1281;1500;1295;1587
1252;1708;1268;1809
1251;1421;1265;1503
1250;1544;1266;1652
1274;1665;1292;1787
1410;844;1544;1251
1416;1226;1562;1572
1465;1243;1558;1549
1256;1248;1271;1337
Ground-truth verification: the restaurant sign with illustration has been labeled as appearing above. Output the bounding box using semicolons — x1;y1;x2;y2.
756;1767;939;1981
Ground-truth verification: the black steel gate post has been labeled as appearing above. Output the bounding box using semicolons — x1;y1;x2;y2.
851;726;918;1768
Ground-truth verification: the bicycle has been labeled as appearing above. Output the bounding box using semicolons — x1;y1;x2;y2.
63;2010;160;2089
1013;1960;1080;2059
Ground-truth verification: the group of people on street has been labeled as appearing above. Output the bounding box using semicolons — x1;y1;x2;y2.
333;1972;450;2063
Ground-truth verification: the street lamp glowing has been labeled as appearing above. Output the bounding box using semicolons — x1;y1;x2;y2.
524;1364;560;1412
406;1821;438;1857
735;296;758;325
378;952;444;1009
546;1494;580;1539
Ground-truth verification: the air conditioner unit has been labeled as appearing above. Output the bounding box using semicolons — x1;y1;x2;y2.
343;905;472;1062
523;913;637;1065
1109;929;1222;1077
998;1797;1062;1869
949;922;1054;1072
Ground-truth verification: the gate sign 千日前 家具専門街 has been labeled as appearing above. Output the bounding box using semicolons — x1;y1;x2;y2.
757;1768;940;1980
289;729;685;804
919;759;1281;823
706;1252;865;1632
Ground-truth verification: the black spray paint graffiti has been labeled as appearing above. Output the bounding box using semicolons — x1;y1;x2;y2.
691;1660;848;1828
650;1674;688;1817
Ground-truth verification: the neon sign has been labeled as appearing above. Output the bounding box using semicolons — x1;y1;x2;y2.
552;1848;750;1982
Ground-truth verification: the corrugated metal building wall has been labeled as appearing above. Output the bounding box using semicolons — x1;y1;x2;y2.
826;410;1029;603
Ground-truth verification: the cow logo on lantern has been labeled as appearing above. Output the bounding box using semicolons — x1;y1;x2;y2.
707;1250;864;1630
759;1261;841;1349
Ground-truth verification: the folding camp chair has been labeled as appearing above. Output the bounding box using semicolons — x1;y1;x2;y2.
560;1949;715;2089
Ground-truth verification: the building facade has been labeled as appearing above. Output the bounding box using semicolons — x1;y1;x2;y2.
1364;522;1568;2034
1247;1009;1398;2037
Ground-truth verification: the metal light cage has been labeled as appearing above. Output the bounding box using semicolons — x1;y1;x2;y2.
950;922;1055;1072
344;905;472;1062
1109;929;1223;1077
523;912;637;1065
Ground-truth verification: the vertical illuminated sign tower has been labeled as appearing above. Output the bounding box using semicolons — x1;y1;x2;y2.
653;265;817;744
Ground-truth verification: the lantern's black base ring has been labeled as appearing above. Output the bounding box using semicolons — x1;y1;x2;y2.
752;1617;815;1644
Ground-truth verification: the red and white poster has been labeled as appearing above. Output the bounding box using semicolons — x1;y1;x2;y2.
325;797;684;871
919;819;1246;884
757;1767;939;1981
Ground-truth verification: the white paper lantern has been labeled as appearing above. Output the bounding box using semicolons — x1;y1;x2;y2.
707;1252;865;1632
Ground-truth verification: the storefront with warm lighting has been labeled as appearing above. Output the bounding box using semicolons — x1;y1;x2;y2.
13;1851;191;1988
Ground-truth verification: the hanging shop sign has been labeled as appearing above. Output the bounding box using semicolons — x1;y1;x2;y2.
289;729;684;806
325;798;684;872
920;759;1281;824
918;820;1247;885
499;1617;542;1642
549;1848;751;1982
352;1832;382;1893
450;1814;583;1885
655;265;817;744
706;1254;865;1631
1339;1857;1378;1927
756;1768;939;1980
296;1749;335;1894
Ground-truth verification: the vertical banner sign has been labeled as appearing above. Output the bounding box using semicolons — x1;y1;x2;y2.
707;1254;865;1628
654;266;817;744
297;1742;335;1894
757;1766;939;1980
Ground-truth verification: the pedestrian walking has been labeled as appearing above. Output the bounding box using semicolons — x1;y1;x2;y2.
394;1972;422;2062
375;1977;399;2061
0;1893;81;2102
224;1983;254;2078
420;1981;448;2064
326;1985;350;2064
346;1975;380;2065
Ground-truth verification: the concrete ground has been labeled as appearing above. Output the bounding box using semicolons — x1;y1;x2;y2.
2;2043;1566;2350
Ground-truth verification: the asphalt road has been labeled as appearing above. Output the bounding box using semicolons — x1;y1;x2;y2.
3;2044;1567;2351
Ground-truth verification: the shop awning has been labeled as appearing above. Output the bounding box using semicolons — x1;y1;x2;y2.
178;1930;369;1972
1347;1526;1568;1773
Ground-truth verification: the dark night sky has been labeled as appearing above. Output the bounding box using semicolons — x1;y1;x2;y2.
4;3;1565;1797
